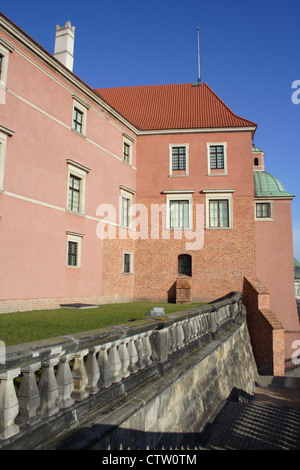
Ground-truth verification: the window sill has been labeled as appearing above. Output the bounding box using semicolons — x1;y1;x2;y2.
168;174;189;177
255;218;273;222
71;128;86;139
66;209;85;217
165;227;193;231
205;226;232;230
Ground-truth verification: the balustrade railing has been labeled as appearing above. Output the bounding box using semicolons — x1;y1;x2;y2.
0;292;243;444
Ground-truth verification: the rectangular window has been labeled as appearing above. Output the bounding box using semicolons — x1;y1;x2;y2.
0;54;3;82
256;202;271;219
122;134;134;165
68;241;78;266
0;126;14;191
172;147;186;171
66;160;90;215
73;107;83;133
210;145;224;169
123;252;132;274
170;200;189;228
121;195;130;227
209;199;229;227
66;232;83;268
123;142;130;163
68;174;81;212
72;96;89;136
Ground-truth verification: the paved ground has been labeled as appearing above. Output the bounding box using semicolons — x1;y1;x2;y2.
200;376;300;450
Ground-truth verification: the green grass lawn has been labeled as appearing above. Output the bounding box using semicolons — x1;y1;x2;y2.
0;302;201;346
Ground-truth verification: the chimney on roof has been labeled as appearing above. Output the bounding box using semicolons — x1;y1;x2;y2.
54;21;75;72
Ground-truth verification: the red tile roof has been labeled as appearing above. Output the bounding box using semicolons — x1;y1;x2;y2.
95;82;257;131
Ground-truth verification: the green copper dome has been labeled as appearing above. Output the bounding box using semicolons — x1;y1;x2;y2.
254;171;294;198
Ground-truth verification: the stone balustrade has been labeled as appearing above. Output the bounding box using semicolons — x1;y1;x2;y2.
0;292;243;446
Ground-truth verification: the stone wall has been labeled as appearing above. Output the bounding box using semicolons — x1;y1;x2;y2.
58;313;258;450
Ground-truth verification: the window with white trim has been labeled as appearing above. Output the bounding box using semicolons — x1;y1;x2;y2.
255;201;273;220
207;142;227;175
120;187;134;228
0;38;14;104
209;199;229;227
72;96;89;136
165;192;193;229
122;134;134;165
123;252;133;274
0;125;14;191
169;144;189;176
66;160;90;214
205;191;233;228
66;232;83;268
0;38;13;89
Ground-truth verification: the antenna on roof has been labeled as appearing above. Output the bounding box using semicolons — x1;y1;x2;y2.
197;26;201;83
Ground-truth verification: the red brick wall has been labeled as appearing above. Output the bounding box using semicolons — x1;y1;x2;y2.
102;227;135;301
243;277;285;376
133;194;256;302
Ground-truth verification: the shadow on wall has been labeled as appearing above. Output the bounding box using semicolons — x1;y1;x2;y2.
58;388;255;451
57;387;300;451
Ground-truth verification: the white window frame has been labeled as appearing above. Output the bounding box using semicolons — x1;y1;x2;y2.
66;232;84;268
204;190;234;229
66;160;90;215
0;125;14;191
120;186;134;228
165;191;194;230
122;134;134;165
255;200;273;221
207;142;227;176
72;96;89;136
169;144;189;177
0;38;14;91
123;251;133;274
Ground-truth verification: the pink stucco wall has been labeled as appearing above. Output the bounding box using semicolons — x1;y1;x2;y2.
0;30;136;303
255;199;299;355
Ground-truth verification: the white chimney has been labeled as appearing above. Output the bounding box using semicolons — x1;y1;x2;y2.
54;21;75;72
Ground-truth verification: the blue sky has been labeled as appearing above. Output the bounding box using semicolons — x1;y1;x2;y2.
2;0;300;259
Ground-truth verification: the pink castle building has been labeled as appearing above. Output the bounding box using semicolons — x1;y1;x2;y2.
0;13;299;369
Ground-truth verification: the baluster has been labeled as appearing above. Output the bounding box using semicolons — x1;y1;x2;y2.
56;353;75;408
181;320;188;345
183;320;191;346
0;368;21;439
71;349;89;401
98;343;112;388
142;332;153;365
176;322;184;350
37;349;61;418
190;317;196;340
168;325;176;353
118;341;130;378
127;338;138;373
17;362;41;425
86;347;100;394
135;335;145;369
109;342;122;383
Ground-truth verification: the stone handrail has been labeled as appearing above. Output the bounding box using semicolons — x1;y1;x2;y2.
0;292;243;443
